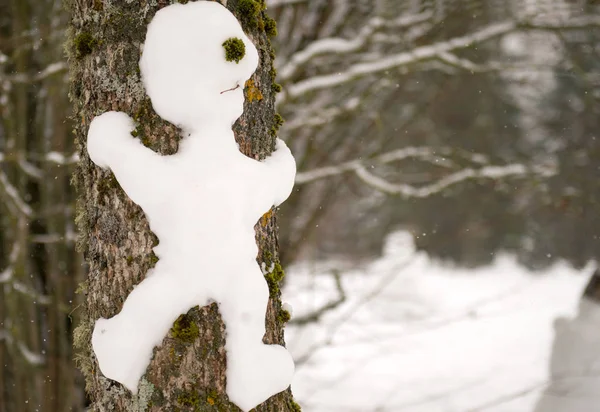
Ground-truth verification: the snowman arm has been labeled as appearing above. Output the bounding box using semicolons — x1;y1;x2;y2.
260;138;296;207
87;111;166;206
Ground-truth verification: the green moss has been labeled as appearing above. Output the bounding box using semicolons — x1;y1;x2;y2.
73;199;87;253
278;308;291;323
206;389;219;407
272;83;282;93
171;313;200;343
97;173;121;195
262;250;273;266
148;251;159;268
130;129;139;138
264;15;278;37
270;112;285;137
150;232;160;247
238;0;261;15
73;320;91;351
141;135;152;148
177;391;200;410
238;0;262;28
75;280;88;295
72;320;94;391
289;399;302;411
73;32;97;59
274;113;284;128
222;37;246;64
150;387;165;409
133;98;152;122
264;262;285;295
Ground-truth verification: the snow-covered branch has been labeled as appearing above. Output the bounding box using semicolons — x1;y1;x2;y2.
44;151;80;165
354;163;554;198
284;16;600;99
279;11;433;81
0;242;20;284
12;281;52;305
0;171;33;217
1;62;66;84
0;237;54;306
0;328;44;366
295;146;555;198
285;22;516;99
435;52;575;76
0;151;79;165
268;0;307;7
296;146;487;185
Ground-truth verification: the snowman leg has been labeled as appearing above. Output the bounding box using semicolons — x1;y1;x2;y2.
219;263;294;411
92;265;203;392
87;111;168;207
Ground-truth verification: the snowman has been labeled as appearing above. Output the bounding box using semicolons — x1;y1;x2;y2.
86;2;296;411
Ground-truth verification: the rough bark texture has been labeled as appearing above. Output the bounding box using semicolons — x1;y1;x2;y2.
67;0;298;410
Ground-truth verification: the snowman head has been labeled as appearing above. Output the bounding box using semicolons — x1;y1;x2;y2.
140;1;259;132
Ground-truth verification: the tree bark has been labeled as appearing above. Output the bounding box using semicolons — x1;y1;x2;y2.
67;0;299;410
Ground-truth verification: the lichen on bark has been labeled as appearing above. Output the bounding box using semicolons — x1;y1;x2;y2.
66;0;298;410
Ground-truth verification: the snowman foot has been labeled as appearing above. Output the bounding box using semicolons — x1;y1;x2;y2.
92;317;148;392
226;343;294;412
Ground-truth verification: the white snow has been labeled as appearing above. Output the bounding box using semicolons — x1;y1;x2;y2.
285;232;600;412
87;2;296;411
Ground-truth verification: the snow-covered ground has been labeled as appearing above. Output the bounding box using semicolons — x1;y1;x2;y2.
284;232;599;412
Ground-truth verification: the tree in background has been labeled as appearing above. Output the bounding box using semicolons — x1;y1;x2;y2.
67;0;299;410
0;1;82;411
520;1;600;269
271;0;600;270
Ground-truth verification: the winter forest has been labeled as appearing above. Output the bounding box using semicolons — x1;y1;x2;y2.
1;0;600;411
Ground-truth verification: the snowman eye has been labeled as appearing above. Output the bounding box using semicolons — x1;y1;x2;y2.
222;37;246;64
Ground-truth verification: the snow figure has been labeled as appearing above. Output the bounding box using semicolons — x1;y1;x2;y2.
86;2;296;411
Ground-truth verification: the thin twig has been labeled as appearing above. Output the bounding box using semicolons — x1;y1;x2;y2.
290;270;346;326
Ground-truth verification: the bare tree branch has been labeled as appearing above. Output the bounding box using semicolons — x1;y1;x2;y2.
289;270;346;326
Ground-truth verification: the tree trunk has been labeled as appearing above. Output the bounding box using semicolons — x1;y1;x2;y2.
67;0;299;410
583;269;600;303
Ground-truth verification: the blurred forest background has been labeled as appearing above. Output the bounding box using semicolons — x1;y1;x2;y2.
0;0;599;410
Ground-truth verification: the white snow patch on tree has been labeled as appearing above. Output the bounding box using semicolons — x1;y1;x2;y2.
86;2;296;411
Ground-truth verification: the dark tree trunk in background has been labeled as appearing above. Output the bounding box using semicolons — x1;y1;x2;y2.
67;0;299;410
0;0;82;411
583;269;600;303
